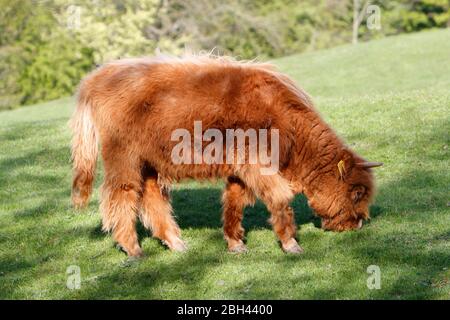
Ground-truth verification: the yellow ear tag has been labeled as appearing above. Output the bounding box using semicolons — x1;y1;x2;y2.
337;160;346;180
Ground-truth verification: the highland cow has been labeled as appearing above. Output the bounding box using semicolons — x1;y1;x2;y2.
70;54;382;257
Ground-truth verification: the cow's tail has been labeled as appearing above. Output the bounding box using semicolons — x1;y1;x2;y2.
69;94;98;209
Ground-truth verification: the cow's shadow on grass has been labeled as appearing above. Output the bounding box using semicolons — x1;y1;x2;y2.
1;117;449;299
88;184;321;242
83;165;449;299
173;187;319;230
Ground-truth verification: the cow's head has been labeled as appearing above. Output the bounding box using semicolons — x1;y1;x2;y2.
306;150;382;231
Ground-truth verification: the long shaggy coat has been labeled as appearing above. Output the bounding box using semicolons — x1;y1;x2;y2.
70;55;382;256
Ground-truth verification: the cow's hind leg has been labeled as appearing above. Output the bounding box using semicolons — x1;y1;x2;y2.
238;167;303;254
139;166;186;252
222;176;255;253
100;150;142;257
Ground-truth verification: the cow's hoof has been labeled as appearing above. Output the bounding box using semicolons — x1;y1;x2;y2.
282;239;304;254
127;246;144;258
164;237;187;252
228;243;248;254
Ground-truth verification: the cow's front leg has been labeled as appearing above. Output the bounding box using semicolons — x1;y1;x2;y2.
237;166;303;254
268;205;302;254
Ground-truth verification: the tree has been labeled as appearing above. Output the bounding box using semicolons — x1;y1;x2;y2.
1;0;448;108
352;0;371;44
397;0;450;32
53;0;161;64
0;1;96;108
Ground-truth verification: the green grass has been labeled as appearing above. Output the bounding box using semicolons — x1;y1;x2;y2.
1;29;449;299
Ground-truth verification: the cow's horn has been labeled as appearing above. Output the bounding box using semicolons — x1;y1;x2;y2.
356;161;383;169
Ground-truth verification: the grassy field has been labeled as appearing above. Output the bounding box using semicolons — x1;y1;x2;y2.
0;30;449;299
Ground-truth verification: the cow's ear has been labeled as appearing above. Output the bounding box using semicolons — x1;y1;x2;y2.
336;149;354;180
351;185;366;203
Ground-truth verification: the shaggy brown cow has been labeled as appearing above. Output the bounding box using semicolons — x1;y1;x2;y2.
70;54;382;257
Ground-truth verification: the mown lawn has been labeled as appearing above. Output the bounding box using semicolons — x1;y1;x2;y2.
0;30;449;299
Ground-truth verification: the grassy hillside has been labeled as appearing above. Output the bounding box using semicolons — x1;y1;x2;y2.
0;29;449;299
